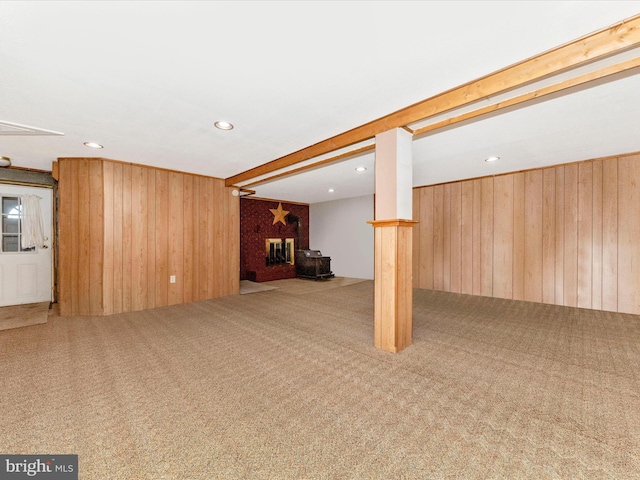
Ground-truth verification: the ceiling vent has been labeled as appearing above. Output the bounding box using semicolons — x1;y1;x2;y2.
0;120;64;136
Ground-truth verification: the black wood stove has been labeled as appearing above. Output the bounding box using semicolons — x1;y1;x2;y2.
295;249;335;280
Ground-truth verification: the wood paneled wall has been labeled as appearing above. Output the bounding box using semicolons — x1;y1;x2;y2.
58;158;239;316
413;154;640;314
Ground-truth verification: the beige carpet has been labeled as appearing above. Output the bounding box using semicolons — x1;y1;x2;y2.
0;301;50;331
1;283;639;479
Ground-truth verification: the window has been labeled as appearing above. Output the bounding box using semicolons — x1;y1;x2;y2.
1;196;35;253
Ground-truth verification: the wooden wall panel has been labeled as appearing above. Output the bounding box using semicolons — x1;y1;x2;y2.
524;170;542;303
168;172;184;306
183;175;195;304
56;159;102;316
57;160;72;315
102;161;115;316
71;161;81;314
591;160;603;311
602;158;618;311
412;153;640;315
480;177;493;297
554;166;565;305
67;159;79;315
419;187;434;289
449;182;462;293
493;175;514;299
206;176;217;298
77;160;90;315
563;164;578;307
442;184;451;292
214;179;225;299
155;169;169;307
89;160;104;316
512;173;525;301
461;181;473;295
196;176;210;300
577;162;593;308
472;179;482;295
122;164;133;313
433;185;444;290
57;158;240;316
192;177;202;300
112;162;124;314
146;168;157;310
618;155;640;314
198;176;208;297
191;177;201;301
542;168;556;304
412;189;420;288
131;165;148;312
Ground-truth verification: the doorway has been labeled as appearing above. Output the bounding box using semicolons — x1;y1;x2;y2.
0;184;53;306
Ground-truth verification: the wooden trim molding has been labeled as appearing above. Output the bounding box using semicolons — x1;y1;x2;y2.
246;196;309;206
368;219;418;228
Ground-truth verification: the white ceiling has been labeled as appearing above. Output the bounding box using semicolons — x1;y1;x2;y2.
2;1;640;204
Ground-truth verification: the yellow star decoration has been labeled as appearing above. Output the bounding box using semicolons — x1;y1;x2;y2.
269;202;289;225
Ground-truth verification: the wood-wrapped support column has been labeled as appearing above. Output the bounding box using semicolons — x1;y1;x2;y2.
369;219;417;353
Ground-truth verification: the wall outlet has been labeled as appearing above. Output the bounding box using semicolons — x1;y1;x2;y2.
170;275;176;284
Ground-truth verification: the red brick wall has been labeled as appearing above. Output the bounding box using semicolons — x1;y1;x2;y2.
240;198;309;282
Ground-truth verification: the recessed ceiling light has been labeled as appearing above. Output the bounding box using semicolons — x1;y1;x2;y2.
485;156;500;162
84;142;103;149
214;121;234;130
328;188;335;193
355;166;367;172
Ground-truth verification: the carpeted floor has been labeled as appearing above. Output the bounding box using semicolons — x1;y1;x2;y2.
0;301;50;331
1;282;639;479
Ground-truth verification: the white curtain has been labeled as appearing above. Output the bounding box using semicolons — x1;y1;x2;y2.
20;194;46;249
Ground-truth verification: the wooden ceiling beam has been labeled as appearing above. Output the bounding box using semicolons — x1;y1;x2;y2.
413;56;640;137
240;144;375;189
226;14;640;187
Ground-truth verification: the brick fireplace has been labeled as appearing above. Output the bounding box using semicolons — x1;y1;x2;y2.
240;197;309;282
